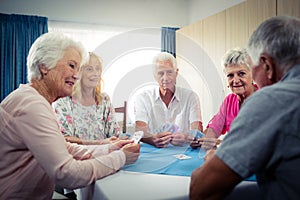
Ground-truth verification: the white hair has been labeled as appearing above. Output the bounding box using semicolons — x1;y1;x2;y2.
27;32;87;82
222;47;250;72
152;52;177;76
247;16;300;73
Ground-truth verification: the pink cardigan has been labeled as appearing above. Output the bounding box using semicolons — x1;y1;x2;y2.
207;93;240;137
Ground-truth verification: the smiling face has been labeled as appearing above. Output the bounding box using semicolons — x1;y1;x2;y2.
45;47;81;98
81;54;102;89
225;63;253;98
155;60;178;93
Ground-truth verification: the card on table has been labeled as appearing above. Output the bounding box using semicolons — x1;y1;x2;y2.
174;154;191;160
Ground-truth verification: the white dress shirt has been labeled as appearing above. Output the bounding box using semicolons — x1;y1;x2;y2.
135;86;202;134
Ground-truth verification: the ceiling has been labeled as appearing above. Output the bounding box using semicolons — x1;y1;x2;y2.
0;0;245;28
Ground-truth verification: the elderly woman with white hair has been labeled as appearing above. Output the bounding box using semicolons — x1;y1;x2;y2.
191;47;258;151
0;32;140;199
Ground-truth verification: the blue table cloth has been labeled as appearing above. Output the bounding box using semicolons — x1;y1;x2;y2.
122;142;256;181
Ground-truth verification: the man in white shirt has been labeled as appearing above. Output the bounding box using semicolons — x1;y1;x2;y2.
135;52;203;148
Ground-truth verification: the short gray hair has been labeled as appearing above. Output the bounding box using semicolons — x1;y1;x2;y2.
247;16;300;73
222;47;250;72
152;52;177;76
27;32;87;82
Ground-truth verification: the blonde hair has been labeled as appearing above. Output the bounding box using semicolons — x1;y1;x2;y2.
72;52;104;104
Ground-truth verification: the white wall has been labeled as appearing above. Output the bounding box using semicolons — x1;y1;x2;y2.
1;0;245;27
187;0;245;24
0;0;187;27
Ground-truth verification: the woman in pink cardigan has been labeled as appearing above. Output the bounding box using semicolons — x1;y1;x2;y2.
0;32;140;199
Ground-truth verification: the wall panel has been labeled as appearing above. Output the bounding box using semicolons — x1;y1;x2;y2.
225;0;276;49
277;0;300;18
202;12;226;77
247;0;276;37
225;1;249;50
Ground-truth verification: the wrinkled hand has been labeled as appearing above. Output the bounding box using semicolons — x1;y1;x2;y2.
198;138;221;150
204;149;215;162
122;143;141;165
109;139;134;152
152;132;173;148
170;133;188;146
119;135;130;140
108;136;120;142
190;138;202;149
101;136;120;144
68;145;92;160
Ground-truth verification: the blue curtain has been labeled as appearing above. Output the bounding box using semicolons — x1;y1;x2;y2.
161;27;180;57
0;13;48;101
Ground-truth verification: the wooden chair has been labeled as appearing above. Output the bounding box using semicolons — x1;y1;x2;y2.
114;101;127;133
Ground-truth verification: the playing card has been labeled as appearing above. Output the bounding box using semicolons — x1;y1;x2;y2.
190;129;205;139
155;123;179;134
165;124;179;133
132;131;143;144
174;154;191;160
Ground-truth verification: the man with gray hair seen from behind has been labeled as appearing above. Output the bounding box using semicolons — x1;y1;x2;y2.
135;51;203;148
190;15;300;200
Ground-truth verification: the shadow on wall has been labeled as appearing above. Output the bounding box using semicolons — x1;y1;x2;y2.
94;27;225;126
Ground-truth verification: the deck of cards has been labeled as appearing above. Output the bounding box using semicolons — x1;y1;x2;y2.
154;123;179;134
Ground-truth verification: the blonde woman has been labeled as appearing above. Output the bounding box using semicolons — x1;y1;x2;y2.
53;52;121;145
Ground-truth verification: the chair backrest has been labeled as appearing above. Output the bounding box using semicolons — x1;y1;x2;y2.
114;101;127;133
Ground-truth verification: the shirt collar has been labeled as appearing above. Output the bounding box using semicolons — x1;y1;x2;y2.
174;86;181;101
154;88;160;102
155;86;180;102
281;64;300;82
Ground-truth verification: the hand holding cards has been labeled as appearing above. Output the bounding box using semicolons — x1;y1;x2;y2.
190;130;205;149
121;142;141;165
154;123;179;134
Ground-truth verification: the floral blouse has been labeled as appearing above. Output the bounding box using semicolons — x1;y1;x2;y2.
52;93;120;140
